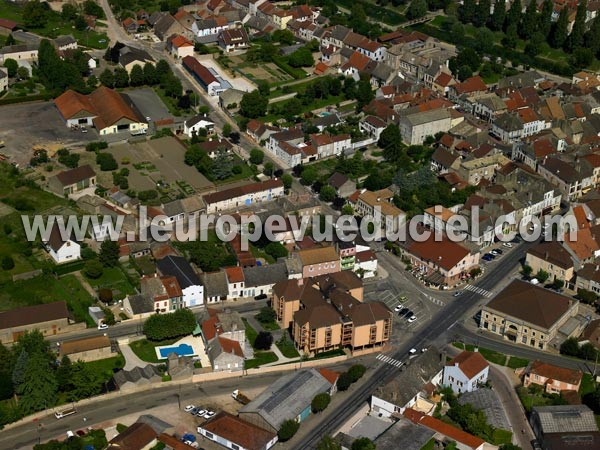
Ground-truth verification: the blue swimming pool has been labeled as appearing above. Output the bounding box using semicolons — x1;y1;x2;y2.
158;343;195;358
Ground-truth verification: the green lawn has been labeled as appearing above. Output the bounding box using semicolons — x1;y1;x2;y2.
492;429;513;445
250;245;276;264
129;338;178;363
276;338;300;358
85;355;125;384
580;373;597;396
242;318;258;347
85;266;136;300
214;154;257;185
309;348;346;360
517;386;562;413
506;356;530;370
0;273;94;324
420;439;436;450
255;314;280;331
452;343;508;366
245;351;278;369
132;255;156;276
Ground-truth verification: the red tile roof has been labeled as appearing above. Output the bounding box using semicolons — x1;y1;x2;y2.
435;72;454;87
225;266;244;283
218;336;244;357
182;55;218;85
527;360;583;386
447;351;488;379
200;412;277;450
453;76;487;95
404;409;485;449
0;19;18;30
406;237;470;272
318;368;340;385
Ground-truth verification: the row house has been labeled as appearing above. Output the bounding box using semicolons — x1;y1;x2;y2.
166;34;194;59
525;241;576;286
266;128;305;166
537;156;595;201
472;93;507;122
140;274;183;312
309;133;352;159
191;16;228;38
355;189;406;235
202;178;284;213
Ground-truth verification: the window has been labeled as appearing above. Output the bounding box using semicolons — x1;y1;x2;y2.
205;432;213;439
231;444;240;450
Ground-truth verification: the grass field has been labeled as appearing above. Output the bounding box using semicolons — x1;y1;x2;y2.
85;266;136;300
86;355;125;384
452;342;508;366
245;351;278;369
242;318;258;348
276;337;300;358
0;273;94;324
129;338;177;363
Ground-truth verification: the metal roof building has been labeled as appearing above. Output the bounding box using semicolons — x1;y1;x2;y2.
239;369;332;433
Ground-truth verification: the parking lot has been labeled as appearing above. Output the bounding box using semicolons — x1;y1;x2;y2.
0;101;97;166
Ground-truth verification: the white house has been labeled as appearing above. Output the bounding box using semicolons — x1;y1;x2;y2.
225;267;245;300
0;68;7;92
183;114;215;138
442;351;489;394
355;246;378;279
44;222;81;264
242;262;288;298
156;255;204;308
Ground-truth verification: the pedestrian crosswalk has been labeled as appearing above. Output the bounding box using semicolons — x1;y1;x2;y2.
464;284;493;298
376;353;404;368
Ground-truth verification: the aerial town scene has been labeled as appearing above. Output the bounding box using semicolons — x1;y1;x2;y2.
1;0;600;449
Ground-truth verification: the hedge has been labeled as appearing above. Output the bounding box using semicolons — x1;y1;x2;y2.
0;93;53;106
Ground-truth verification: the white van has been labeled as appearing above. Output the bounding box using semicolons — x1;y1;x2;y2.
55;407;77;419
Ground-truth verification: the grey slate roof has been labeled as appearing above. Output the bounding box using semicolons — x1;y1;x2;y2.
119;46;154;67
128;294;154;314
137;415;173;434
495;112;523;131
156;255;202;289
375;417;435;450
242;262;288;288
497;70;544;89
532;405;598;434
404;108;451;126
54;35;77;47
113;365;161;386
239;369;331;430
202;270;229;297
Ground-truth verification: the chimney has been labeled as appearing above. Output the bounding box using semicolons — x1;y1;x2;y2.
298;278;304;286
545;251;549;259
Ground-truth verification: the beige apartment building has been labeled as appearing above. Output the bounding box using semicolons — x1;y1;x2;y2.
525;241;575;286
272;272;391;355
297;246;340;278
480;280;579;350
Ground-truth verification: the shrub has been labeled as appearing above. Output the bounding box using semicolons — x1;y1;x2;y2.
337;372;352;391
311;392;331;413
98;288;113;304
96;152;118;171
347;364;366;383
143;308;197;341
84;259;104;279
278;419;300;442
1;256;14;271
86;141;108;152
254;331;273;350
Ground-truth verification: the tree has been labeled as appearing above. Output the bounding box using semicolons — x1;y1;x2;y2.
3;59;17;77
583;389;600;414
61;3;78;21
319;185;337;202
254;331;273;350
99;68;115;87
12;349;28;396
255;306;276;324
257;80;270;96
282;173;293;190
559;337;580;357
504;0;521;32
212;151;234;180
288;47;314;68
552;279;565;291
520;0;538;39
1;256;14;271
473;0;490;27
17;66;29;80
23;0;48;28
83;0;104;17
407;0;427;19
579;342;598;361
67;361;101;401
143;308;197;341
278;419;300;442
240;90;268;118
535;269;550;283
155;59;170;78
311;392;331;413
585;17;600;57
351;438;376;450
458;0;476;23
265;242;288;259
99;240;119;267
489;0;506;30
577;288;598;305
378;125;402;151
114;67;129;88
502;23;518;48
129;64;144;86
96;152;118;171
84;259;104;279
565;0;587;52
249;148;265;165
550;7;569;49
347;364;366;382
522;264;533;277
525;32;545;57
143;63;159;85
301;166;318;185
19;353;57;414
458;65;473;81
317;436;341;450
354;78;374;109
571;48;594;69
337;372;353;391
499;445;522;450
222;123;232;137
538;0;553;38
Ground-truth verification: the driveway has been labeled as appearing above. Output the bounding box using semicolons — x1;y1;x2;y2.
121;342;151;370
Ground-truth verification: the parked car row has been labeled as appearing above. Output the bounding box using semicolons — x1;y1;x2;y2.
185;405;216;420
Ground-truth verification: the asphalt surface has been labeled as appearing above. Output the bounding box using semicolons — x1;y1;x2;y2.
292;238;538;449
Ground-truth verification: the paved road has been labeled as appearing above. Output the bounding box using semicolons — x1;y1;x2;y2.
292;238;537;449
